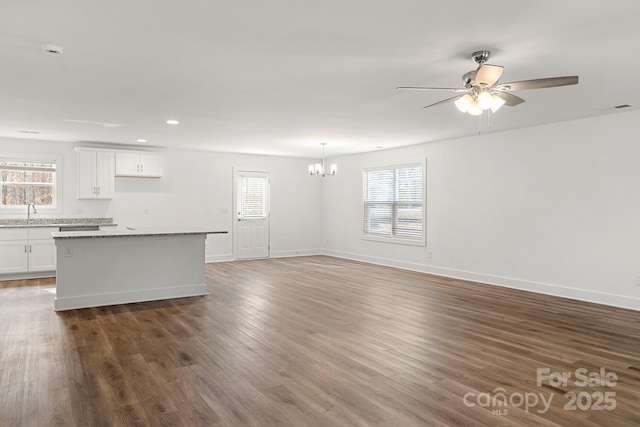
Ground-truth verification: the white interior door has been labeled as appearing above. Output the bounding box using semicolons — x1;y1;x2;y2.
236;171;270;259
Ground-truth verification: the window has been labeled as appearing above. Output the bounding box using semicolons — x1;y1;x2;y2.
0;155;61;211
239;175;267;219
363;163;424;245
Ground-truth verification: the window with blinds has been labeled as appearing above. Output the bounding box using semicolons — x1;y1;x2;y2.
0;159;58;208
363;163;424;244
239;176;267;219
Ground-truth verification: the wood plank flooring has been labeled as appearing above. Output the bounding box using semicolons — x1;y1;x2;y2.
1;255;639;426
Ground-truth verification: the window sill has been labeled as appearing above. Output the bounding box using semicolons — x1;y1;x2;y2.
362;234;425;247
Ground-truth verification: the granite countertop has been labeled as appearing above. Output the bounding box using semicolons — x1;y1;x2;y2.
51;226;228;239
0;217;116;228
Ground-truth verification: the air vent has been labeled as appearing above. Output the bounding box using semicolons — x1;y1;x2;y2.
19;130;40;134
42;44;64;56
614;104;631;109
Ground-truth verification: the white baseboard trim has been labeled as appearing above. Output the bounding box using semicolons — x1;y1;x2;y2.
271;249;324;259
0;270;55;282
206;254;235;263
206;249;323;263
323;250;640;311
54;284;209;311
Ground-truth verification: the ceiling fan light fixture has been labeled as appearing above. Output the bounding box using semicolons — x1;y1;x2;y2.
455;94;473;113
477;91;494;110
490;95;506;113
454;98;467;113
467;103;482;116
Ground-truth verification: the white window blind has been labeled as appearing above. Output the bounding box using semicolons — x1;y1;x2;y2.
0;160;57;208
239;176;267;219
363;164;423;241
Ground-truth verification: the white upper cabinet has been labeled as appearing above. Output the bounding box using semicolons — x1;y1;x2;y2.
115;151;164;177
76;148;115;199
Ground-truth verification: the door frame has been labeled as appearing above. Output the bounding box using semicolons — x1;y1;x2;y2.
233;167;271;260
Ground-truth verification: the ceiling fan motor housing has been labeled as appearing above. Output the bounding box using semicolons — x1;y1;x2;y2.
462;70;477;87
471;50;491;65
463;51;491;87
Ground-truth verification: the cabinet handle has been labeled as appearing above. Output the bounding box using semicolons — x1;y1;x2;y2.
97;186;100;195
24;244;27;253
141;164;143;172
93;186;96;195
29;245;32;253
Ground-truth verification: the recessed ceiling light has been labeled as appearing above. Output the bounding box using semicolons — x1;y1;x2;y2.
137;139;147;143
42;44;64;56
166;119;179;125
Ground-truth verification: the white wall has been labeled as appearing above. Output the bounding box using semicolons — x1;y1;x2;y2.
0;139;324;261
3;109;639;310
323;110;640;310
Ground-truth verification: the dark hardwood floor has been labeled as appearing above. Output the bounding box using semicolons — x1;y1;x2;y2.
1;256;639;426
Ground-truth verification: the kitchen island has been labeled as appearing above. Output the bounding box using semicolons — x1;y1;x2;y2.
52;227;227;311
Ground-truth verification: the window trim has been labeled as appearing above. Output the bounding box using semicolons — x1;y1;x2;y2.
362;160;426;246
0;152;63;213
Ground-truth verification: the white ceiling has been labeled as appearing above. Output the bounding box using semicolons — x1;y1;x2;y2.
1;1;639;158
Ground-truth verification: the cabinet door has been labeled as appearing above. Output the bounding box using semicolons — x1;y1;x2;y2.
0;241;29;274
77;150;97;199
95;151;115;199
138;154;164;177
28;240;57;272
115;152;140;176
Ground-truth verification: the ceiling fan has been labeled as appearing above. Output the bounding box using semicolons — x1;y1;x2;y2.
397;50;578;115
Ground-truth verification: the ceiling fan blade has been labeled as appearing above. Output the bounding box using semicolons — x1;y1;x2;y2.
495;76;578;91
397;86;469;93
474;64;504;87
423;95;462;109
493;91;525;106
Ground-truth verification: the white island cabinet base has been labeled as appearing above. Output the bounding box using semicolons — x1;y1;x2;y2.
52;228;223;311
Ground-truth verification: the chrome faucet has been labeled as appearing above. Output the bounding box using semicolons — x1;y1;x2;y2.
27;203;37;225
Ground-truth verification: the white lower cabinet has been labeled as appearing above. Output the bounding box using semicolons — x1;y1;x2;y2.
29;239;57;271
0;241;29;273
0;227;57;275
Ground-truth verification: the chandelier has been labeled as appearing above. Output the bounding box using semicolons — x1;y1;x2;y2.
308;142;337;177
454;87;506;115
